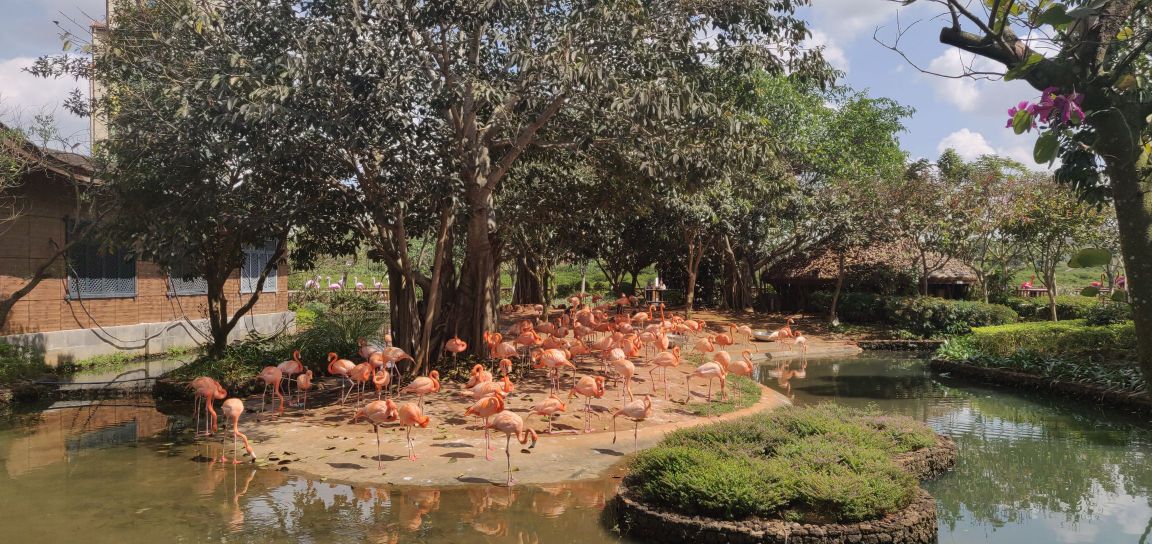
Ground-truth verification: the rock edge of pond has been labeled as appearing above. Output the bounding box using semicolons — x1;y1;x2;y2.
930;358;1152;413
611;434;958;544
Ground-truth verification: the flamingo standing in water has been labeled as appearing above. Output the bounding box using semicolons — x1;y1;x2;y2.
219;398;255;463
648;346;681;399
327;352;357;403
397;402;431;461
353;399;399;469
401;370;440;409
792;331;809;354
568;375;606;433
295;369;314;409
612;394;653;444
487;410;538;486
190;376;226;436
278;350;305;400
445;336;468;361
530;393;567;433
256;366;285;415
465;392;505;460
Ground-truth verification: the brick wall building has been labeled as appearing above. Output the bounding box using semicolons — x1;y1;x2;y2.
0;132;293;364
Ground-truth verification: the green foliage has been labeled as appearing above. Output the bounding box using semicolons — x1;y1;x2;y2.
0;343;50;385
810;292;1017;337
1083;303;1132;326
167;303;388;387
936;321;1145;394
630;405;935;522
888;297;1018;337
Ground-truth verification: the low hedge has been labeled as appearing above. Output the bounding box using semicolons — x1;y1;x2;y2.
1002;295;1100;320
809;292;1017;338
935;320;1146;395
627;404;937;523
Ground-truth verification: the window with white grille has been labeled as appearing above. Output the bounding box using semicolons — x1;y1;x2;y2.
241;241;279;294
65;220;137;299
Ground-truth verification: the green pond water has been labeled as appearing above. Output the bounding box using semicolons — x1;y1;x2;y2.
1;353;1149;543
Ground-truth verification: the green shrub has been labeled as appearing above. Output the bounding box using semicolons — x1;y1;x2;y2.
1053;295;1098;320
887;297;1017;338
1083;303;1132;326
1002;297;1041;319
935;320;1145;394
0;342;50;385
628;405;936;523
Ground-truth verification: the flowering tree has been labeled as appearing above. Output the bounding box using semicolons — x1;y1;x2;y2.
890;0;1152;389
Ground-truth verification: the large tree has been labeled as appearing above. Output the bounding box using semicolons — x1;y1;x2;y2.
888;0;1152;385
33;0;358;356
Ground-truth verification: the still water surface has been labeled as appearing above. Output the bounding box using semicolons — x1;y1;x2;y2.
1;353;1149;543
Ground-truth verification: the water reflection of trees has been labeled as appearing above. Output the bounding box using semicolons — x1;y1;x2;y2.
762;355;1152;532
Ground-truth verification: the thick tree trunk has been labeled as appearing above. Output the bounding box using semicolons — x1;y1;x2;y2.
450;187;501;359
205;265;231;358
388;268;420;357
1044;269;1058;322
1107;153;1152;388
512;255;546;304
718;235;753;311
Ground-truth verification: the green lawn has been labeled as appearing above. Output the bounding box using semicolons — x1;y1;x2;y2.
1012;263;1113;294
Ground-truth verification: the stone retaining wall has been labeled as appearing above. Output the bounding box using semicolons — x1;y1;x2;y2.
930;359;1152;413
856;339;943;352
613;435;957;544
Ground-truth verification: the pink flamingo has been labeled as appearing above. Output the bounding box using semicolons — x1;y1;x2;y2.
397;403;430;461
686;357;728;404
465;392;505;460
358;337;380;362
612;394;653;444
401;370;440;409
465;363;493;388
487;410;538;485
256;366;285;415
568;375;606;433
372;366;391;400
190;376;226;436
793;331;809;354
530;393;567;433
352;399;399;469
219;398;255;463
729;351;756;403
327;352;357;402
277;350;305;399
295;369;314;409
445;336;468;361
608;352;636;402
347;362;375;405
648;346;681;399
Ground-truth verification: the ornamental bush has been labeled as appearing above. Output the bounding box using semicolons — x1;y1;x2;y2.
810;292;1017;337
628;405;936;523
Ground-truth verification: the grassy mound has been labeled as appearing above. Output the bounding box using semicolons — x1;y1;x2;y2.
936;320;1145;394
627;404;937;523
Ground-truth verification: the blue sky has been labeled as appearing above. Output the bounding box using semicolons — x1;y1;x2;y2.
0;0;1044;165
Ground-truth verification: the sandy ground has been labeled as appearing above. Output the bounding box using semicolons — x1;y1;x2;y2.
208;309;858;487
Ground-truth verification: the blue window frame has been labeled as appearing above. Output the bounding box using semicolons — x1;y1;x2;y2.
65;220;137;299
241;241;279;294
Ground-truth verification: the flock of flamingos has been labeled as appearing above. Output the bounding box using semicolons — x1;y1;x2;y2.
188;297;809;485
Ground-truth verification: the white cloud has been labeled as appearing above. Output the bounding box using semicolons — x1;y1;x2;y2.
0;57;89;148
806;31;849;73
937;129;995;160
925;50;1038;117
810;0;903;42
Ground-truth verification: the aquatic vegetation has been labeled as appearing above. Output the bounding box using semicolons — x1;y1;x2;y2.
628;404;936;522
